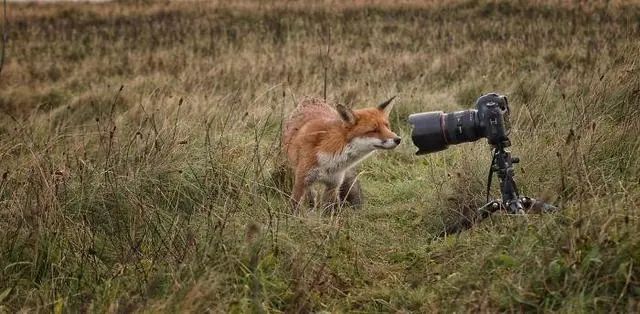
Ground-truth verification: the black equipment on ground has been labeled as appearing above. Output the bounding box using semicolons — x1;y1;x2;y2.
408;93;556;228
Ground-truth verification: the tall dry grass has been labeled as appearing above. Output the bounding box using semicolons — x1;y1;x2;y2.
0;0;639;312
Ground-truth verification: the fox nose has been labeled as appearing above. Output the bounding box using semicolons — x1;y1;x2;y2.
393;137;402;145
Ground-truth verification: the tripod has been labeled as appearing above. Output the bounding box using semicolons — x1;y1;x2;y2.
439;143;558;237
477;143;557;219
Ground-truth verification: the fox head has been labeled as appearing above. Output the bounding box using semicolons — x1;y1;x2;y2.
336;96;401;151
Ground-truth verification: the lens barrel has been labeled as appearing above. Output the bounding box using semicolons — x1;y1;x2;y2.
408;109;483;155
408;111;447;154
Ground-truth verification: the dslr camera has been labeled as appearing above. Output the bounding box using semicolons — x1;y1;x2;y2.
408;93;510;154
407;93;556;223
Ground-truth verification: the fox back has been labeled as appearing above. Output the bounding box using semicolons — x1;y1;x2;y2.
282;97;339;163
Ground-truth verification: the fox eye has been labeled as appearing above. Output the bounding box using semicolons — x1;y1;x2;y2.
383;122;390;128
367;129;377;135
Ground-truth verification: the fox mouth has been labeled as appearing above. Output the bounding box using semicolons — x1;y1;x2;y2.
374;144;397;150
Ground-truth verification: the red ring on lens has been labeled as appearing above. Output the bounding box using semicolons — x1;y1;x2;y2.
441;113;449;144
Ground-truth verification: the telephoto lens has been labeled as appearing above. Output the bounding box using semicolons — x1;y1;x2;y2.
408;93;509;155
408;109;482;154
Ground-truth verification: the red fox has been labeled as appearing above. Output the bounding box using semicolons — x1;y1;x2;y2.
282;96;401;211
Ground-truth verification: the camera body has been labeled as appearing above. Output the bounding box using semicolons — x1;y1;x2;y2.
408;93;510;154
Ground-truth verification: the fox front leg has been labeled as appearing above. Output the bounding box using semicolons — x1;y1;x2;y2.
340;169;363;209
322;174;345;214
290;176;306;212
291;169;311;212
322;185;340;214
291;167;319;212
306;188;318;209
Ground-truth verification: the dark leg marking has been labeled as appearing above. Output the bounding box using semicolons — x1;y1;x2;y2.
340;169;364;209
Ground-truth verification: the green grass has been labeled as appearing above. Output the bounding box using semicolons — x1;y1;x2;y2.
0;0;639;312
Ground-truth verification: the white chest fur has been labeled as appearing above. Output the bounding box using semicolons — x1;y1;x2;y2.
314;137;379;184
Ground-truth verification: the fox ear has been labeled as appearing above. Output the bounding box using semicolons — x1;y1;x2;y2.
336;104;356;125
377;96;396;115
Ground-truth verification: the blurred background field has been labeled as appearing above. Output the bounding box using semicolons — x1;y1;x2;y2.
0;0;639;312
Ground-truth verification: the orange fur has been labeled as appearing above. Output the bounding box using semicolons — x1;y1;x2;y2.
282;97;400;211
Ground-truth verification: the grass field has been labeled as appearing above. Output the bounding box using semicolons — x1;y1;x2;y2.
0;0;639;312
